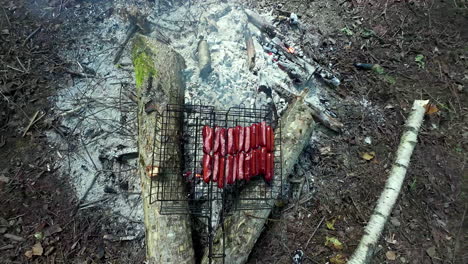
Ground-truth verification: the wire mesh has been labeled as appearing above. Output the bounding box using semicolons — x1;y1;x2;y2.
150;103;282;217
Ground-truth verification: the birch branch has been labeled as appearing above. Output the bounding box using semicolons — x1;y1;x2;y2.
348;99;429;264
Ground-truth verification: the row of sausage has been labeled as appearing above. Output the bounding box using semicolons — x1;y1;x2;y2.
202;147;275;188
202;122;275;156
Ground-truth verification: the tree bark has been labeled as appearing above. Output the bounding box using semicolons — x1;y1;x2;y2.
133;34;195;264
201;92;316;264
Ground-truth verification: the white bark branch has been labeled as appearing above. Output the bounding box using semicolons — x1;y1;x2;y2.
348;99;429;264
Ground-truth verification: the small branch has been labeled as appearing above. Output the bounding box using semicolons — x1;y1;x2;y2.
304;216;325;249
23;26;41;46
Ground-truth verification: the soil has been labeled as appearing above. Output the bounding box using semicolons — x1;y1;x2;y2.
0;0;466;264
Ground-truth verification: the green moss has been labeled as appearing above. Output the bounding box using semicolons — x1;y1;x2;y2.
132;37;157;88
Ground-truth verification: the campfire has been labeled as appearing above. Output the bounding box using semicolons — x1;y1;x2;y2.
50;1;344;263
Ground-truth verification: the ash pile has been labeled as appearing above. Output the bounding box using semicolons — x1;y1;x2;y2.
47;0;342;245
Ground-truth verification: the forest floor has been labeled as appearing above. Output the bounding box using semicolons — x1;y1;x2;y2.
1;0;466;263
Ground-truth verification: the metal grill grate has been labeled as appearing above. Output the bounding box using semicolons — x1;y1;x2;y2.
149;103;282;217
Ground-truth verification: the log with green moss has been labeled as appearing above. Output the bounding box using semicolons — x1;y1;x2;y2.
201;93;316;264
132;34;195;264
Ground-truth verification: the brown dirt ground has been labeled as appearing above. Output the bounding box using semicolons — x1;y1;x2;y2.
1;0;467;264
248;0;467;264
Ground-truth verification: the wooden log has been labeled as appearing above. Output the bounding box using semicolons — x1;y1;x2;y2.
198;39;212;79
201;92;315;264
132;34;195;264
245;30;256;71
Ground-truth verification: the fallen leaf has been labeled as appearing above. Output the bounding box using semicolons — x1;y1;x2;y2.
361;152;375;161
424;104;439;115
426;246;437;258
415;54;425;68
25;250;33;259
386;250;397;260
325;236;343;250
44;224;62;237
330;253;347;264
326;219;336;230
32;242;43;256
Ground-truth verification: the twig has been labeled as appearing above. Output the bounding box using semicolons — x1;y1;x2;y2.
452;204;467;264
113;23;139;65
2;7;10;27
16;57;28;73
23;26;41;46
6;65;25;73
22;111;41;137
304;215;325;249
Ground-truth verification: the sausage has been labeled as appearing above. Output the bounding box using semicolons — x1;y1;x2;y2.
218;156;225;188
244;152;251;181
232;155;238;184
244;126;251;152
250;150;256;176
251;124;258;149
236;125;244;152
237;152;244;181
260;147;267;174
219;128;227;156
253;149;260;176
213;127;222;153
225;155;233;185
266;125;274;152
202;126;214;154
202;154;211;183
227;128;235;155
265;152;273;182
259;121;267;147
212;153;219;182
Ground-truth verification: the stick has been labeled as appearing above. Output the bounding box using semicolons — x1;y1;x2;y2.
23;26;41;46
304;216;325;249
245;30;256;71
113;23;139;65
22;111;39;137
348;100;429;264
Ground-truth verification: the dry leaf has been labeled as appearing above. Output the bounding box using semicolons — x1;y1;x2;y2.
361;152;375;161
330;253;347;264
424;104;439;115
25;250;33;259
32;242;43;256
326;219;336;230
386;250;397;260
325;236;343;250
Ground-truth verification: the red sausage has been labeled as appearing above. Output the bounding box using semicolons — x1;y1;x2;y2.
212;153;219;182
236;126;244;152
251;124;257;149
232;155;238;184
238;152;244;181
250;150;256;176
244;152;251;181
203;154;211;183
260;147;267;174
218;156;225;188
267;126;274;152
244;126;251;152
227;128;235;155
266;126;272;152
203;126;214;154
220;128;227;156
265;152;273;182
259;122;267;147
213;127;222;153
254;149;261;175
225;155;233;185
